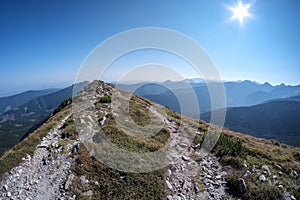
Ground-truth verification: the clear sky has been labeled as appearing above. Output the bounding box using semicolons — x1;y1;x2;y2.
0;0;300;96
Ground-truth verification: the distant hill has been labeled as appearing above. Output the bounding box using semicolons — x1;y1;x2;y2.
266;94;300;103
119;80;300;116
0;81;88;156
201;100;300;147
0;89;60;114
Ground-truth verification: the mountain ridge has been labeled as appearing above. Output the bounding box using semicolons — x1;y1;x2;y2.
0;89;60;114
0;80;299;200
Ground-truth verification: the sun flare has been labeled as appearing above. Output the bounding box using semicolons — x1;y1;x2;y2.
228;1;252;25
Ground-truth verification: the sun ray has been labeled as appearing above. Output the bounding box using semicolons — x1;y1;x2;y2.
227;0;253;26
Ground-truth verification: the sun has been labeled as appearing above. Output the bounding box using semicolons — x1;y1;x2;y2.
228;1;252;25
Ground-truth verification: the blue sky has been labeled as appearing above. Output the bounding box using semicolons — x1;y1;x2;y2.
0;0;300;96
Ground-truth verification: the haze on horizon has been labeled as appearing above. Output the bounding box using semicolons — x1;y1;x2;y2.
0;0;300;96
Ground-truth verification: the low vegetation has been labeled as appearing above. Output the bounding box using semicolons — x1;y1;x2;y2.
58;104;166;199
98;95;111;103
71;144;166;199
129;95;151;126
213;130;300;199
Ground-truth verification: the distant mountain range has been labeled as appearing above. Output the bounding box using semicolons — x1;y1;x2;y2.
201;99;300;147
118;79;300;114
0;89;60;114
118;79;300;147
0;81;88;156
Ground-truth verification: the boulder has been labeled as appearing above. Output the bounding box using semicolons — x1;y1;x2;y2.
65;174;75;190
166;180;173;190
193;182;200;193
3;184;8;191
167;195;173;200
167;169;172;177
262;165;271;176
238;178;247;192
182;156;190;161
259;175;267;182
7;192;12;197
291;170;298;178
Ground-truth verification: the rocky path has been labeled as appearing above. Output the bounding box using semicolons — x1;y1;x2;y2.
0;114;78;200
164;118;230;200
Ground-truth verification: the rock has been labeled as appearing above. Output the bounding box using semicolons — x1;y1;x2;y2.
169;164;177;171
259;175;267;182
178;143;188;148
167;195;173;200
26;154;31;161
291;170;298;178
83;190;93;196
284;192;292;199
172;196;181;200
80;175;89;185
166;180;173;190
220;171;228;177
244;170;251;177
7;192;12;197
193;182;200;193
275;164;282;170
243;161;248;168
182;180;192;191
3;185;8;191
65;174;75;190
192;144;200;150
167;169;172;177
238;178;247;192
262;165;271;176
182;155;190;161
206;175;212;179
178;193;186;200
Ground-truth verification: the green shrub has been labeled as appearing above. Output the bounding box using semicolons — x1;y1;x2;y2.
226;174;245;197
244;185;284;200
221;156;244;169
98;95;111;103
53;97;72;115
213;134;246;158
293;151;300;162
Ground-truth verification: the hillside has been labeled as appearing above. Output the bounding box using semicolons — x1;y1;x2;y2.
0;82;88;156
0;89;60;114
0;80;299;200
201;100;300;147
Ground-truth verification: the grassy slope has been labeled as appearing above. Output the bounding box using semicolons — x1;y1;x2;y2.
68;86;168;199
198;127;300;200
